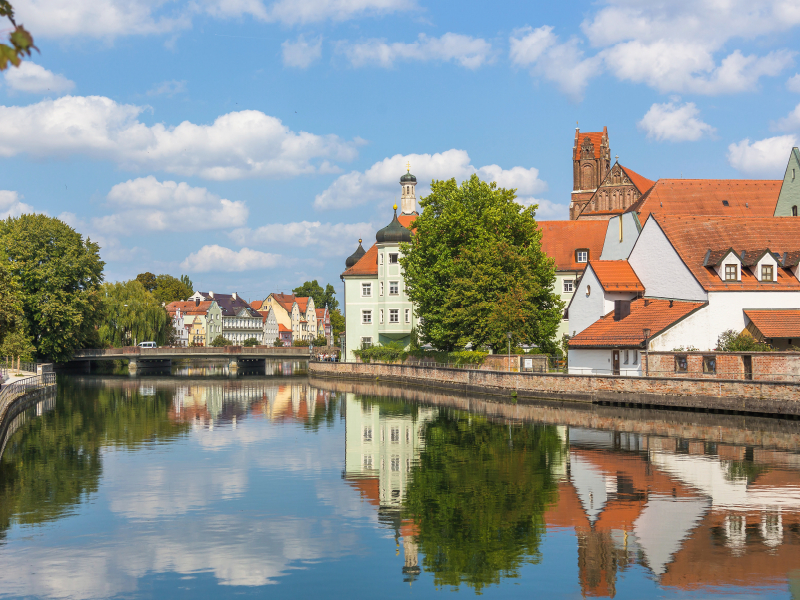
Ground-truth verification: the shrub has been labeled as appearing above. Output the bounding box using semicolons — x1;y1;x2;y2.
715;329;772;352
274;338;283;347
312;335;328;347
354;341;407;363
243;337;259;347
210;335;232;347
293;339;310;347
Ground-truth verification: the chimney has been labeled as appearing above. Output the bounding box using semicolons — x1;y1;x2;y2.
195;298;200;307
614;300;631;321
209;291;214;298
232;292;238;301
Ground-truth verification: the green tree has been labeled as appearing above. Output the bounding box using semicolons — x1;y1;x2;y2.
242;337;259;347
0;257;24;348
404;414;564;591
98;281;171;348
330;308;345;338
135;272;157;292
1;214;104;362
152;274;193;304
716;329;772;352
400;175;563;353
0;316;35;361
312;334;328;347
292;280;339;311
210;335;231;347
0;2;35;71
180;274;194;292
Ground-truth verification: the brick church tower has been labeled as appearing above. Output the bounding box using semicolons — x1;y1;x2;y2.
570;126;611;219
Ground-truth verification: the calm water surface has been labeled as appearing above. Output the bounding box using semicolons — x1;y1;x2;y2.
1;363;800;599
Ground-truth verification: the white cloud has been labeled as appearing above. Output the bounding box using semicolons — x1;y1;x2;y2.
338;33;493;69
180;245;283;272
789;74;800;93
0;190;34;218
727;135;798;176
637;101;715;142
146;80;186;97
4;62;75;94
91;176;248;235
314;149;548;212
282;35;323;68
265;0;415;25
229;220;372;254
14;0;189;39
509;26;600;99
773;102;800;131
0;95;358;180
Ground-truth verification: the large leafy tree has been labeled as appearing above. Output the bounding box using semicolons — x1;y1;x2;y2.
400;175;563;353
330;308;345;338
0;257;23;346
292;280;339;311
1;214;104;362
152;274;193;304
135;272;157;292
98;281;171;347
404;414;564;591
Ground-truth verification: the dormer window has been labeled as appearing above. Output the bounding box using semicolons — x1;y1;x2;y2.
725;264;738;281
722;200;729;206
576;249;589;263
762;265;774;282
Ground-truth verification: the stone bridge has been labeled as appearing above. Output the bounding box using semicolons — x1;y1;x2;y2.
70;346;310;372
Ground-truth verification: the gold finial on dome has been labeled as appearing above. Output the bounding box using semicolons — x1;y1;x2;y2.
358;238;362;244
393;204;398;211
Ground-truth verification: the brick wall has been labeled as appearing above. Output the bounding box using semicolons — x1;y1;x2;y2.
645;351;800;382
310;361;800;417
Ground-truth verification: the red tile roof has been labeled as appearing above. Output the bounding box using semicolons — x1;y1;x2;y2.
744;310;800;338
296;297;310;313
589;260;645;292
250;300;264;310
398;214;417;230
620;165;655;195
627;179;781;222
654;215;800;291
166;300;213;315
278;324;292;333
315;308;327;319
539;220;608;271
343;243;379;276
569;298;706;348
574;131;605;160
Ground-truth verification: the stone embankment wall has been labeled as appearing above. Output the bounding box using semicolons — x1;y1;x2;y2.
310;361;800;417
646;351;800;382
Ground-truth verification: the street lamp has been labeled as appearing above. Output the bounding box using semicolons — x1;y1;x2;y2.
642;328;651;377
506;332;512;372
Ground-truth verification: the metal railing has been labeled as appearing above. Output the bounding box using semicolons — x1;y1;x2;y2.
0;360;37;374
72;346;310;358
0;372;57;420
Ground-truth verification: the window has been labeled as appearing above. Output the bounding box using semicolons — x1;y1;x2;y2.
380;281;384;296
389;281;399;295
361;336;373;348
563;279;574;293
389;309;399;323
389;253;399;264
391;456;400;471
576;250;588;263
362;310;372;324
363;455;373;469
363;427;372;442
586;285;591;297
725;264;738;281
390;427;400;442
794;205;798;217
405;308;411;323
632;350;638;365
379;253;384;265
675;355;688;373
703;355;716;374
762;264;774;282
361;283;372;297
623;350;629;364
380;309;384;324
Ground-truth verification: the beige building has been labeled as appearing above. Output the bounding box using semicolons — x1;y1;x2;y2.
263;293;317;342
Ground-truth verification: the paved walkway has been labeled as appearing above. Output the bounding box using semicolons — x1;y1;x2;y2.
1;371;37;387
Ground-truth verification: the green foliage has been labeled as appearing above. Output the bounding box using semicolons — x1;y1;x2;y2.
152;274;193;305
0;2;36;71
0;315;35;361
330;308;345;337
716;329;773;352
400;175;564;354
242;337;259;347
312;335;328;347
0;257;24;350
98;281;171;348
135;272;157;292
210;335;231;347
1;214;104;362
355;344;488;365
292;280;339;311
274;338;284;347
180;274;193;292
447;350;489;364
354;341;407;363
293;339;310;347
672;345;699;352
404;415;565;591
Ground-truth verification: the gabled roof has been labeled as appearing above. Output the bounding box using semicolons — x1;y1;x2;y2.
538;220;608;271
702;248;737;267
254;308;272;323
620;165;655;195
250;300;264;310
739;249;774;267
342;243;379;277
166;300;214;316
574;131;606;160
296;297;311;313
315;308;327;319
570;298;706;348
626;179;781;222
278;324;292;333
589;260;645;292
744;309;800;338
653;215;800;291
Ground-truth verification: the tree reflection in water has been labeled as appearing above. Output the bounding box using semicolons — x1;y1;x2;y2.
404;410;565;591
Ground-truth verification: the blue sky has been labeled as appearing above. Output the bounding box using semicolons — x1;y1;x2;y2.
2;0;800;301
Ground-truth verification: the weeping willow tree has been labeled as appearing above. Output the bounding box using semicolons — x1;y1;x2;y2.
98;280;171;347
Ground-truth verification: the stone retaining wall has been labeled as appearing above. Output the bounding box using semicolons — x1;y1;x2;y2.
310;361;800;417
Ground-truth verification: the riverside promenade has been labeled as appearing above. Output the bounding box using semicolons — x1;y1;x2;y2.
309;361;800;418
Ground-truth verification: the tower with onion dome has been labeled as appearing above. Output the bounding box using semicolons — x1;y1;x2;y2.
400;163;418;216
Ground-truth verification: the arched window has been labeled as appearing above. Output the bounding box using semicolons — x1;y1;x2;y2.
793;205;798;217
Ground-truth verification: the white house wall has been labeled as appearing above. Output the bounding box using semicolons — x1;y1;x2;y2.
568;348;643;376
569;267;605;336
628;218;707;302
599;213;640;261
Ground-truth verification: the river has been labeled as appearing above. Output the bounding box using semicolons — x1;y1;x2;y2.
1;363;799;599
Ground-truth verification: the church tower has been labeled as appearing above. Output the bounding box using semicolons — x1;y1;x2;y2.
400;164;418;216
569;126;611;219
